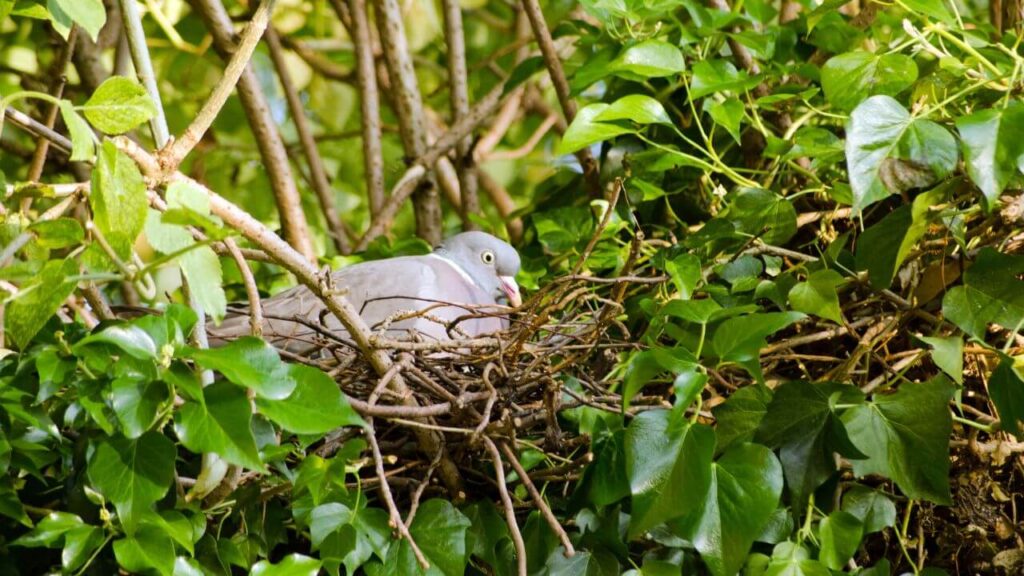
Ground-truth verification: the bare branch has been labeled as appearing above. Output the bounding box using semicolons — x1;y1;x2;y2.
189;0;316;263
482;437;528;575
441;0;480;230
265;26;351;255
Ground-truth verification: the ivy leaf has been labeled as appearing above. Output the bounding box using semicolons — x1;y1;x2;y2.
180;245;227;323
91;140;147;258
250;554;322;576
110;378;166;439
75;324;158;360
988;356;1024;440
382;499;472;575
704;98;744;144
672;443;784;576
664;254;702;299
764;542;831;576
184;337;295;400
843;376;954;504
81;76;157;134
46;0;105;41
544;549;618;575
712;311;804;379
821;52;917;112
624;411;714;538
87;432;174;535
175;382;263;471
846;96;957;214
594;94;671;125
29;217;84;249
757;381;865;505
942;248;1024;340
256;364;365;434
621;347;698;411
726;188;797;246
608;40;685;78
5;258;77;350
918;335;964;384
841;485;896;534
61;525;105;572
956;101;1024;208
789;269;844;323
557;103;635;155
855;185;946;289
690;59;759;98
818;511;863;570
112;525;175;576
11;511;89;547
58;101;94;161
712;384;772;454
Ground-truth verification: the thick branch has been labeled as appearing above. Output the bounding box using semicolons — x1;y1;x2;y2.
373;0;442;244
189;0;316;263
519;0;601;197
441;0;480;230
265;26;351;255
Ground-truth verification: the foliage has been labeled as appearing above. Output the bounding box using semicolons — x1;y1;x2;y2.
2;0;1024;574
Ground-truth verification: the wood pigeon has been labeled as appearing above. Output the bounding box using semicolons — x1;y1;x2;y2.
209;231;522;354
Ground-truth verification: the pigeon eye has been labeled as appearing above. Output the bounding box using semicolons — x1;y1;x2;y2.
481;250;495;265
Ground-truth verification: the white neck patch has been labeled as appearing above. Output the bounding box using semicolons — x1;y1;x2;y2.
428;253;477;287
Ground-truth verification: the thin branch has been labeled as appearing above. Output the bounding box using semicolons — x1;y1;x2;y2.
160;0;273;168
189;0;316;263
333;0;386;218
264;26;350;255
223;237;263;336
118;0;171;145
500;441;575;557
26;27;77;186
355;81;507;250
441;0;480;230
373;0;442;244
366;420;430;570
482;437;528;576
519;0;601;197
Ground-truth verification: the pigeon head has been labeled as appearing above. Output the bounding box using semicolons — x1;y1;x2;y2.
435;231;522;307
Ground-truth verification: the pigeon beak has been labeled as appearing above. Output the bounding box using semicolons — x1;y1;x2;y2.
499;275;522;307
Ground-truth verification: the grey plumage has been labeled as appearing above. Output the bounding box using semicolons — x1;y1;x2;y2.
208;231;521;354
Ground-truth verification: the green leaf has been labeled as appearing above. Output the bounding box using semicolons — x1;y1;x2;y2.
382;499;472;575
91;140;147;257
956;101;1024;208
622;347;698;410
902;0;955;23
690;59;759;99
82;76;157;135
625;411;714;537
594;94;672;125
12;511;88;547
608;40;685;78
821;52;917;112
113;525;175;576
818;511;863;570
184;337;295;400
180;245;227;323
841;485;896;534
765;542;831;576
726;188;797;246
110;377;166;439
544;549;618;575
918;335;964;384
712;384;772;454
756;381;865;505
28;217;84;249
704;98;744;144
61;525;105;572
75;324;158;360
175;382;263;471
47;0;105;41
843;376;954;504
664;254;702;299
58;100;94;161
846;96;957;214
942;248;1024;340
788;269;844;323
988;356;1024;439
712;312;804;378
251;554;322;576
557;103;635;155
256;364;365;434
673;443;784;576
87;432;175;534
5;258;77;349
